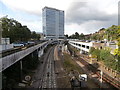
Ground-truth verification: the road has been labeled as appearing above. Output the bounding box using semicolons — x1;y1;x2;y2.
30;45;57;88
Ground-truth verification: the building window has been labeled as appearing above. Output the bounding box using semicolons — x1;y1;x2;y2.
79;44;81;46
86;46;89;49
82;45;85;48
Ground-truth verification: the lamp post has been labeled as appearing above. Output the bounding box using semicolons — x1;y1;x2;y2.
115;55;118;78
100;70;103;89
20;60;23;82
0;19;2;90
0;20;2;44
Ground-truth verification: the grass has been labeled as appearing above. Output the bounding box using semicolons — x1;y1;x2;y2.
63;52;83;74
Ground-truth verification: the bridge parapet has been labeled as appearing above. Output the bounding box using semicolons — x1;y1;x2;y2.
0;41;51;72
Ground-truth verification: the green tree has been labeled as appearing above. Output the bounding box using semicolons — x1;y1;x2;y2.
89;47;96;54
65;34;69;39
91;34;99;40
89;47;100;60
79;33;85;40
75;32;79;38
36;34;41;40
1;17;32;43
31;31;41;40
31;31;37;39
68;32;84;39
100;48;110;61
105;25;118;41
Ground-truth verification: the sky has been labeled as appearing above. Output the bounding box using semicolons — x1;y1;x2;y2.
0;0;119;35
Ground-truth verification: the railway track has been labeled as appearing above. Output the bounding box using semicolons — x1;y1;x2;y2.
96;71;120;89
31;45;56;88
77;56;120;89
38;45;57;88
68;44;120;89
37;47;53;88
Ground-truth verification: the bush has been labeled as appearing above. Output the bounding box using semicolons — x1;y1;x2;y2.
89;47;119;71
89;47;95;54
89;47;100;61
100;49;110;61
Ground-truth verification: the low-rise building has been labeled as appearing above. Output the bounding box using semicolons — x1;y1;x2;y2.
0;38;13;51
69;40;118;55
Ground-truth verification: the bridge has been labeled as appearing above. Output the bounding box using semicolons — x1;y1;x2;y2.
0;40;57;72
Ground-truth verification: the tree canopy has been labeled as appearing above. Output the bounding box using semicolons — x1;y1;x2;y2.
89;47;119;72
68;32;85;39
1;17;40;43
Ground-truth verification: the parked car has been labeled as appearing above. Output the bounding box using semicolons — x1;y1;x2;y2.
27;41;35;44
96;41;101;43
20;42;28;46
109;41;116;45
100;41;105;43
86;40;91;42
13;42;24;47
91;41;96;43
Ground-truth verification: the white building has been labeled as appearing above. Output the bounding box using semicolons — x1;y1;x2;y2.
69;40;93;54
69;40;118;55
42;7;64;39
0;38;13;51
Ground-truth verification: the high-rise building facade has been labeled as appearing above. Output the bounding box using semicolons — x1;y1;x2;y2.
42;7;64;39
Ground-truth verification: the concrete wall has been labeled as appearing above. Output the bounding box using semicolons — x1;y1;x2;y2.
1;38;10;44
0;44;13;51
0;42;48;72
38;49;44;57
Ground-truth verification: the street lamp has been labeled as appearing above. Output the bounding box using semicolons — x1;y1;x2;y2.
115;55;118;78
100;70;103;89
0;20;2;44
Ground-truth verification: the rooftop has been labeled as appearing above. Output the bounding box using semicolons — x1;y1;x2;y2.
42;6;64;12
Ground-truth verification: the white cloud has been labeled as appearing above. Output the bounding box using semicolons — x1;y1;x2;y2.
65;19;118;35
18;20;42;32
65;0;118;35
1;0;73;15
1;0;119;35
65;23;87;35
0;14;5;18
